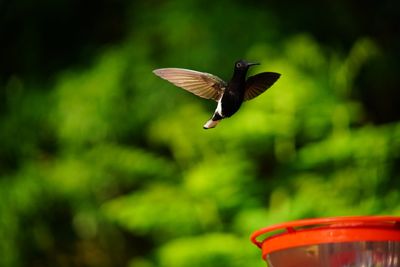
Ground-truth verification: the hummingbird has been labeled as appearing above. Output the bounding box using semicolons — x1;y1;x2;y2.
153;59;280;129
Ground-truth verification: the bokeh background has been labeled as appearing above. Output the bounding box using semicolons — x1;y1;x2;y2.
1;0;400;266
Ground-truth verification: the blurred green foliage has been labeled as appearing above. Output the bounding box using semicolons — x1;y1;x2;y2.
1;0;400;266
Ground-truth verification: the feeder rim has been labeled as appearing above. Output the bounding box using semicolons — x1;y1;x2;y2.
250;215;400;248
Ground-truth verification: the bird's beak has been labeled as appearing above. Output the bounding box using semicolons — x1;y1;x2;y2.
247;62;260;67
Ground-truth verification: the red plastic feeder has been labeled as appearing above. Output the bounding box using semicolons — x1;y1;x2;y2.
250;216;400;267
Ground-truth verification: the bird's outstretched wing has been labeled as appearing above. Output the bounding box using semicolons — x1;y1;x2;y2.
244;72;281;101
153;68;226;101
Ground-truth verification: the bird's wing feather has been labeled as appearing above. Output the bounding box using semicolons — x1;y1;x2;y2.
244;72;281;101
153;68;226;101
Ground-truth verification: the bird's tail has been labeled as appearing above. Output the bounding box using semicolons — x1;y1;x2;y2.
203;119;220;129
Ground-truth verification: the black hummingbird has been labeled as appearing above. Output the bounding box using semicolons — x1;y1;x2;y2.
153;59;280;129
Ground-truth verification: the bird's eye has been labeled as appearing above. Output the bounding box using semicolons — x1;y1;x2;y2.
236;62;242;68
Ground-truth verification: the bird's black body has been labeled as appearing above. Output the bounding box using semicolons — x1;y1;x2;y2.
217;61;256;119
153;59;280;129
221;88;243;117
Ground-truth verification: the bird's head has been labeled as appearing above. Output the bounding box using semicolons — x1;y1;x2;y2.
234;59;260;71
